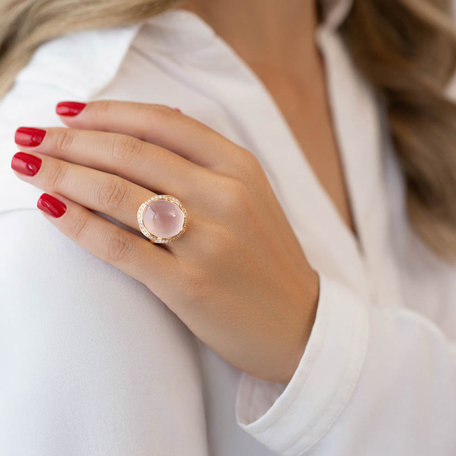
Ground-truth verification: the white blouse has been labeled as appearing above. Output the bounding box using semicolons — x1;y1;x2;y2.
0;1;455;455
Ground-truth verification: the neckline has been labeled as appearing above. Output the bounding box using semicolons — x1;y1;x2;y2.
139;4;370;282
159;8;362;249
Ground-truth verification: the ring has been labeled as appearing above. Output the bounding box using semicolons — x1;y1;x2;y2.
137;195;188;244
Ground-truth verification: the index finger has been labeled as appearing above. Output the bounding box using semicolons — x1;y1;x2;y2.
55;100;246;170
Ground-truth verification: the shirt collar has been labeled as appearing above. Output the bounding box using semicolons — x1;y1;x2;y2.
143;0;355;54
14;0;354;100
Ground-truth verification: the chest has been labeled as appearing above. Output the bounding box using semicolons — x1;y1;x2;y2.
249;60;359;241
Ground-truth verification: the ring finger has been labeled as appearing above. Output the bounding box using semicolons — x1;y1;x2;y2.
11;150;192;251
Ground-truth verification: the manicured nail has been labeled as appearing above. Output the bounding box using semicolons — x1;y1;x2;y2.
11;152;42;176
173;107;182;113
15;127;46;147
37;193;67;218
56;101;87;117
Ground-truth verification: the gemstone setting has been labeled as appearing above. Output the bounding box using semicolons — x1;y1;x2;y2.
137;195;188;244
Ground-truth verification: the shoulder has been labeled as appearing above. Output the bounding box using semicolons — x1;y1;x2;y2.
15;22;142;98
0;22;142;213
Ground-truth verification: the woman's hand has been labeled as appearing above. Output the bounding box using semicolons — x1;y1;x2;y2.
11;100;320;385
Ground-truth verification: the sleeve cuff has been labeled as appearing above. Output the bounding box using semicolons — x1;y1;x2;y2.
235;271;370;455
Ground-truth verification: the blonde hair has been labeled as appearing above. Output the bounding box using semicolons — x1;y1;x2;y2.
1;0;456;261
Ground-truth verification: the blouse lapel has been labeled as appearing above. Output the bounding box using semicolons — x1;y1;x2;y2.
316;27;403;307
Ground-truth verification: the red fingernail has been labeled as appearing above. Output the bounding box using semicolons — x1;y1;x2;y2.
173;107;182;113
11;152;42;176
56;101;87;117
37;193;67;218
15;127;46;147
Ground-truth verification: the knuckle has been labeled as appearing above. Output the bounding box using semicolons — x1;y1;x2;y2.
55;128;75;155
243;149;262;171
97;178;129;210
47;161;68;191
221;177;250;212
150;104;177;121
235;148;263;181
105;231;134;263
69;210;90;242
109;134;144;168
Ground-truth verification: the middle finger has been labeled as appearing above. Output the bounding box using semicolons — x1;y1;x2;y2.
14;126;207;202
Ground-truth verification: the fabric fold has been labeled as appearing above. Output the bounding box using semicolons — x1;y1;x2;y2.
235;272;369;455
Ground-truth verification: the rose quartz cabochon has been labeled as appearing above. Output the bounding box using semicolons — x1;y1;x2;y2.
143;199;185;238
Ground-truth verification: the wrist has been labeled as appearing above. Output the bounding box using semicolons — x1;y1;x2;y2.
279;269;320;385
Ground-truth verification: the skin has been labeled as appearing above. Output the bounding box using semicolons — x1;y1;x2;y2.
11;0;352;384
181;0;358;237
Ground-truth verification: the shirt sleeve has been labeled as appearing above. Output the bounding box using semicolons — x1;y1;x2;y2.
0;209;210;455
235;271;456;455
0;38;208;455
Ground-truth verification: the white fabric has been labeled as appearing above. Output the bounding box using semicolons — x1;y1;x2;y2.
1;1;456;455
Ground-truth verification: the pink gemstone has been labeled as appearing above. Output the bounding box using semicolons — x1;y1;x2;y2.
143;199;185;239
